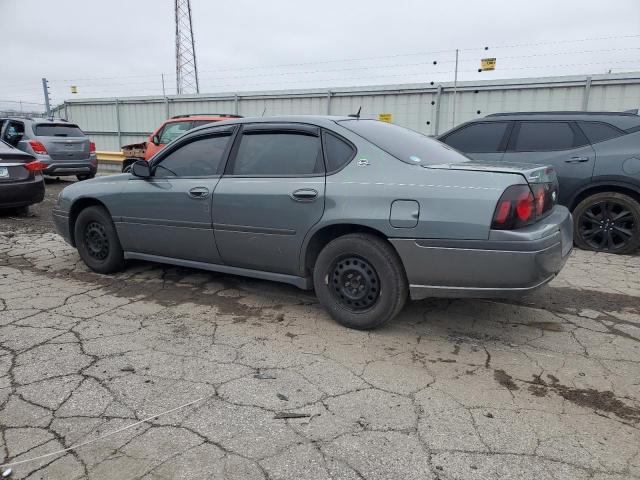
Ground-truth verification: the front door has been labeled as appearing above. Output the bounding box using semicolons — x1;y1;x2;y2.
212;123;326;275
116;127;236;264
502;121;595;205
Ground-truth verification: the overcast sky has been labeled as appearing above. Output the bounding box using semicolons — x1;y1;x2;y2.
1;0;639;110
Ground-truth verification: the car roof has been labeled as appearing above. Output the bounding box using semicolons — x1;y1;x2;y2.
186;115;356;132
482;111;640;130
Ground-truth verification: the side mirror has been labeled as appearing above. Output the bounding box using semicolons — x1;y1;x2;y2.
151;135;160;145
131;160;151;178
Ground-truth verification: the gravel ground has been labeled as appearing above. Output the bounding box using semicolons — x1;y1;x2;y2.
0;177;639;480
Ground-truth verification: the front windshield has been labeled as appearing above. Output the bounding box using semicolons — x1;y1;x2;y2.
338;119;468;166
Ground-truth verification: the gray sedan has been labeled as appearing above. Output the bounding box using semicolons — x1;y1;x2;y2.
53;116;573;329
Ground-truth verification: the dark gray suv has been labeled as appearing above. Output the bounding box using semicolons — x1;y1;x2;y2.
0;117;97;181
439;112;640;254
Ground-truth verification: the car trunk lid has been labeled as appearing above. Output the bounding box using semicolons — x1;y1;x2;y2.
33;123;90;160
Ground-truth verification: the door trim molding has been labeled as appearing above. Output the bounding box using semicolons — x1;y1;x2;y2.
119;216;211;229
212;223;296;236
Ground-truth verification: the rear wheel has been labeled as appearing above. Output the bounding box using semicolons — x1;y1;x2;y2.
313;233;408;329
74;206;125;273
76;173;96;181
573;192;640;254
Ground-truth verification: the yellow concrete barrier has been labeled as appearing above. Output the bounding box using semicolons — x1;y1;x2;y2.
96;151;124;164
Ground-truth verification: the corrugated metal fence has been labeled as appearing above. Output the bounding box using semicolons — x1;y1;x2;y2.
53;72;640;151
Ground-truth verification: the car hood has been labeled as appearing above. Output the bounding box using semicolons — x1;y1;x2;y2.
424;161;556;184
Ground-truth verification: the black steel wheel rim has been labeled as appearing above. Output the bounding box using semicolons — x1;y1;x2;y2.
329;255;380;311
578;201;636;251
84;221;110;261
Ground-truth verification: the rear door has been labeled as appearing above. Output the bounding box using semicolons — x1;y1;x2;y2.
212;123;326;275
439;121;512;161
32;123;90;160
502;121;595;205
117;126;236;263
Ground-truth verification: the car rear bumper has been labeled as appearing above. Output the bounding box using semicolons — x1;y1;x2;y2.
42;156;97;176
0;177;45;209
390;205;573;300
52;208;73;245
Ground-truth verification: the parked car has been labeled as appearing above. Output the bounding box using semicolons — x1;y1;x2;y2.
0;117;97;181
120;113;243;172
438;111;640;254
53;116;572;329
0;139;45;213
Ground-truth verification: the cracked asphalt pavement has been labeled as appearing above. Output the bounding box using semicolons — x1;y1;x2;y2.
1;180;639;479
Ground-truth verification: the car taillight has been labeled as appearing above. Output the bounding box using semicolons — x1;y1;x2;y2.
28;140;47;154
24;160;47;172
492;184;543;230
89;141;96;153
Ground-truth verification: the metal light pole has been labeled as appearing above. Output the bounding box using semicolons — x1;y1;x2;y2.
41;77;51;117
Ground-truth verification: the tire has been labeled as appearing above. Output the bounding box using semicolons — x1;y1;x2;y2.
573;192;640;255
74;206;125;273
14;205;29;216
313;233;408;330
77;173;96;181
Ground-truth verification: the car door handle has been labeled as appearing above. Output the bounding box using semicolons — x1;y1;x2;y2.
188;186;209;199
565;156;589;163
290;188;318;202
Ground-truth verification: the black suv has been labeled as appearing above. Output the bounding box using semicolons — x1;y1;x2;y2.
438;111;640;254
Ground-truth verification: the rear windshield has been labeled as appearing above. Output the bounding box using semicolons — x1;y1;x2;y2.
338;119;467;166
34;124;84;137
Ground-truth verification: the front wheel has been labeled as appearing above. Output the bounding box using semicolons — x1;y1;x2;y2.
573;192;640;254
74;206;125;273
313;233;408;329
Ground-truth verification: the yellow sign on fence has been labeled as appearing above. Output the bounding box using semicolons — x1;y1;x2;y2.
70;86;78;94
480;58;496;71
378;113;393;123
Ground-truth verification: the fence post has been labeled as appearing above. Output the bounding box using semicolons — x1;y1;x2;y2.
434;84;443;135
234;94;239;115
115;99;122;149
326;90;332;115
582;76;592;111
165;97;170;119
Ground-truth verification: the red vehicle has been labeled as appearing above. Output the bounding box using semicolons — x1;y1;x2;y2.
121;113;242;172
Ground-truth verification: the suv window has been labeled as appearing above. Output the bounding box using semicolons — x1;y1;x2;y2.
192;120;217;128
442;122;509;153
3;121;25;146
323;131;355;172
158;121;192;144
34;124;84;137
578;121;624;144
339;119;466;166
231;132;323;176
513;121;581;151
155;134;232;177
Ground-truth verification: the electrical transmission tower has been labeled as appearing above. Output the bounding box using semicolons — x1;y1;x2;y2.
174;0;200;95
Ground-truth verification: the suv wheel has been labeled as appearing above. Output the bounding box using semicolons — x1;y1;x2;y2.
313;233;408;329
573;192;640;254
74;206;125;273
77;174;96;181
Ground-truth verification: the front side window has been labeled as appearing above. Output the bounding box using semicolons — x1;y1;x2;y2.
231;132;323;176
578;121;624;144
513;122;580;151
34;124;84;137
443;122;509;153
158;121;192;144
155;134;231;177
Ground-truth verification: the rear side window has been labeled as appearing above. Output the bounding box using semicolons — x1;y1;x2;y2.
155;134;231;177
578;121;624;144
231;132;323;176
323;131;355;172
158;121;192;144
34;124;84;137
513;122;581;152
192;120;218;128
442;122;509;153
